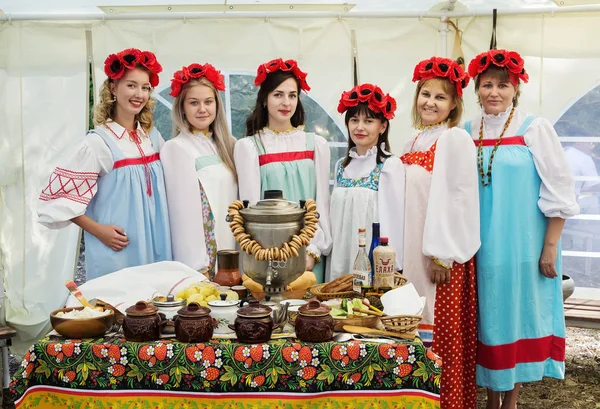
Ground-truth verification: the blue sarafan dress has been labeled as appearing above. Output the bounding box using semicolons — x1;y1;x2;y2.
464;106;579;391
38;121;172;280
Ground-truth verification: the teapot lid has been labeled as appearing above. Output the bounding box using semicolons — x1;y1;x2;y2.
177;302;211;318
298;299;331;317
125;301;158;317
239;198;305;223
152;294;186;308
207;299;239;308
237;299;272;318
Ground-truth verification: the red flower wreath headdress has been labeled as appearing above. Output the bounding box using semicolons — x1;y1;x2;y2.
337;83;397;120
103;48;163;87
412;56;470;98
169;63;226;98
254;58;311;92
467;49;529;85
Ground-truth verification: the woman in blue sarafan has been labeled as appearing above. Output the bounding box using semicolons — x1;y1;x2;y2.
234;58;332;276
464;49;579;409
37;48;172;280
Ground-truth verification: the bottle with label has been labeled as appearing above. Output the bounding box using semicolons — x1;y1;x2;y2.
352;228;372;295
373;237;396;291
368;222;380;280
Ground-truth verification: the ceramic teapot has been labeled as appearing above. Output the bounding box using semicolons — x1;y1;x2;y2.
229;299;274;344
173;302;217;343
123;301;166;342
294;299;334;342
207;293;239;335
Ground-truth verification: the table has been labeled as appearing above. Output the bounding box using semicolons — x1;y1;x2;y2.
10;334;441;408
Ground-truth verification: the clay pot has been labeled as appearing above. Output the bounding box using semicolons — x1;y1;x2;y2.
295;299;334;342
229;299;274;344
562;274;575;301
214;250;242;287
173;302;217;343
123;301;166;342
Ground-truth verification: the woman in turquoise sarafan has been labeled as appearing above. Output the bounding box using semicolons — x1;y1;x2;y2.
464;49;579;409
37;48;172;280
327;84;404;282
161;63;238;277
234;58;332;273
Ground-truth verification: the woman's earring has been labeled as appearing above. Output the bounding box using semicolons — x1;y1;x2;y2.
113;95;117;102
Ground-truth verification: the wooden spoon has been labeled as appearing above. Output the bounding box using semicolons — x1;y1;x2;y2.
65;280;94;309
343;325;416;340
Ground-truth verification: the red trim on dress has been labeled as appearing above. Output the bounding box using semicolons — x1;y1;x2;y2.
475;136;526;147
39;167;99;205
477;335;566;371
113;153;161;169
258;150;314;167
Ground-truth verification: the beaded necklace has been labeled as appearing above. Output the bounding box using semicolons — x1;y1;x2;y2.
417;120;448;131
477;106;515;186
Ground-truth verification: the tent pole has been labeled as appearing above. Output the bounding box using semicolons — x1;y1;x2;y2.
440;17;449;57
3;5;600;21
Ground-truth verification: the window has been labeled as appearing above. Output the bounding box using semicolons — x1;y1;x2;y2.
556;84;600;289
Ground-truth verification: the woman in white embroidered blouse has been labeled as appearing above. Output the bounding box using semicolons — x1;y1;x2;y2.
234;58;332;274
161;63;238;276
327;83;404;281
37;48;172;280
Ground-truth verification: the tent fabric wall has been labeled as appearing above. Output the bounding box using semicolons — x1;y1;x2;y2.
0;23;87;354
2;11;600;353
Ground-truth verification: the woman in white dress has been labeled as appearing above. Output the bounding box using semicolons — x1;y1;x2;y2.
161;63;238;276
234;58;332;275
400;56;480;409
37;48;172;280
327;84;404;281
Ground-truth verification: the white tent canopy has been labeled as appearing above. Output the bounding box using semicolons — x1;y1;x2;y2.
1;0;600;353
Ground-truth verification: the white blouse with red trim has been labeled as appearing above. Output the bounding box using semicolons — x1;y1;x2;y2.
233;126;333;258
37;121;164;229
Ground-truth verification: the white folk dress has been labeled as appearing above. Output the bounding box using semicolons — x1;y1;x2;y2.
327;146;405;281
161;131;238;273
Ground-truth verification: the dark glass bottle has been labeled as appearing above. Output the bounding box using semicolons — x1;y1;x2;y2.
368;223;380;278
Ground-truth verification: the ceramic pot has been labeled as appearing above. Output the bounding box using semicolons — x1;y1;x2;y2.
229;299;274;344
123;301;166;342
214;250;242;287
562;274;575;301
152;294;186;320
295;299;334;342
173;302;217;343
208;294;239;334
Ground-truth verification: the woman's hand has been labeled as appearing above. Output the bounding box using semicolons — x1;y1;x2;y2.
430;262;451;285
539;244;559;278
305;254;316;271
95;224;130;252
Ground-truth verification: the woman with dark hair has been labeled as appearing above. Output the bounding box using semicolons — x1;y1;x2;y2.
327;84;404;281
37;48;172;279
465;49;578;409
234;58;332;271
401;56;480;409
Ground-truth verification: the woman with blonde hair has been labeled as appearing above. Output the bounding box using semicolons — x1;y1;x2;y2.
465;49;578;409
161;63;237;275
38;48;172;279
401;56;480;409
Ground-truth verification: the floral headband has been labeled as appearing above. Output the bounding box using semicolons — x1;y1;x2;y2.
337;83;397;120
468;49;529;85
254;58;311;92
412;56;470;98
104;48;163;87
169;63;226;98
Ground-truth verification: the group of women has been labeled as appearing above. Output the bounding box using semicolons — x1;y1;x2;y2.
37;47;578;409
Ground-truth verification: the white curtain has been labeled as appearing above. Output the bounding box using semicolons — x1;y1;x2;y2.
0;23;87;355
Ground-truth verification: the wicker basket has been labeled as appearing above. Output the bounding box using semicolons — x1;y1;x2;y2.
393;273;408;288
380;314;421;334
309;283;358;301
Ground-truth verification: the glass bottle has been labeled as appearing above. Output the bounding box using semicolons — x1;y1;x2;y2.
352;228;373;295
368;222;380;282
373;237;396;291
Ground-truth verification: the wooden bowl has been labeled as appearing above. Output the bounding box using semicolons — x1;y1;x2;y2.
50;306;115;339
